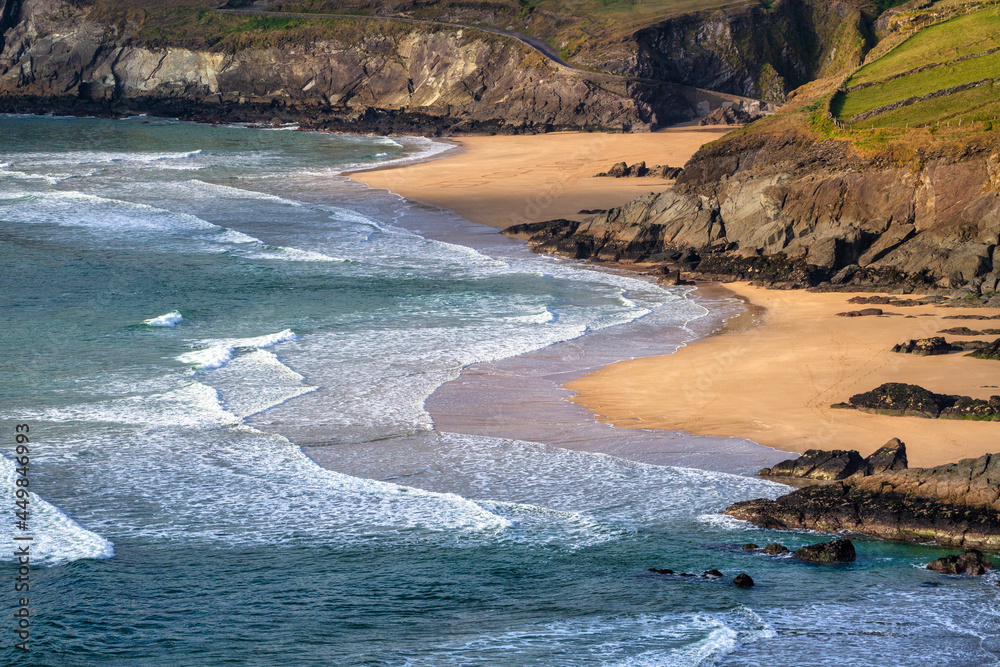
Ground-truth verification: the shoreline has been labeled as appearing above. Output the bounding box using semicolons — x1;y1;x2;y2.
349;129;1000;472
566;283;1000;469
350;126;733;229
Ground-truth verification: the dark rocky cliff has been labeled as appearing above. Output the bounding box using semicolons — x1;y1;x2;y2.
0;0;695;132
614;0;874;102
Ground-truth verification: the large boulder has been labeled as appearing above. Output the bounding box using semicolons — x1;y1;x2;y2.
864;438;908;475
844;383;943;418
891;337;957;356
927;549;995;575
794;538;857;563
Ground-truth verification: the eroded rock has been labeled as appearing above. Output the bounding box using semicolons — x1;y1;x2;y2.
926;549;995;575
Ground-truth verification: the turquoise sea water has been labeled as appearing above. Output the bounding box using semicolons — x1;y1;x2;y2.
0;115;998;665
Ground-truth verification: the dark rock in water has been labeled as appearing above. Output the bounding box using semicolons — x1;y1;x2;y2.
727;451;1000;548
864;438;908;475
702;569;723;578
836;308;883;317
891;337;957;356
968;338;1000;360
759;449;866;480
845;383;943;418
741;543;759;551
732;573;755;587
647;568;674;575
762;543;789;555
794;538;856;563
926;549;995;575
678;572;696;577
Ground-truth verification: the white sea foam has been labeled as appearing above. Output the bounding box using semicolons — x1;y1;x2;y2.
144;310;183;327
0;455;114;564
176;345;234;370
508;308;556;325
177;329;298;370
232;245;346;262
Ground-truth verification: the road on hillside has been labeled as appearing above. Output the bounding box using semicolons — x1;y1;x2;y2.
217;6;605;77
216;5;767;109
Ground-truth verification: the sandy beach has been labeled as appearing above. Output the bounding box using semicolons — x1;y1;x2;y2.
355;128;1000;469
566;283;1000;468
351;126;732;229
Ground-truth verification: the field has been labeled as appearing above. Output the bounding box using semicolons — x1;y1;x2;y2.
833;3;1000;129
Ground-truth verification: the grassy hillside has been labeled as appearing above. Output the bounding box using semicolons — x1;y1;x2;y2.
831;2;1000;130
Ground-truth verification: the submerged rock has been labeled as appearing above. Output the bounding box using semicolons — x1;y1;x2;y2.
927;549;995;575
762;543;790;555
647;568;674;575
732;573;755;588
794;539;856;563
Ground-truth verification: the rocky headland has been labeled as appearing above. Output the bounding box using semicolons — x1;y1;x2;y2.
726;441;1000;549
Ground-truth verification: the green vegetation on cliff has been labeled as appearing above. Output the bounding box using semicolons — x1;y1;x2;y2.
832;2;1000;130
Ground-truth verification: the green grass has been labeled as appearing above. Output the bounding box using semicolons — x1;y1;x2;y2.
856;81;1000;128
848;7;1000;87
835;47;1000;120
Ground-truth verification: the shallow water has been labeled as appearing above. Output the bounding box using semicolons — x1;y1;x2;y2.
0;115;997;665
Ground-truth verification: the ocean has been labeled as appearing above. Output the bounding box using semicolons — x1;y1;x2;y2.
0;114;998;665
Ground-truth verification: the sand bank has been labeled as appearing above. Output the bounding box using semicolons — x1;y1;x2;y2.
351;126;732;229
565;283;1000;468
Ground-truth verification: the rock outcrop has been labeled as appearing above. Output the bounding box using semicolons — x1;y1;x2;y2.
503;121;1000;293
891;337;956;356
725;451;1000;548
595;161;684;178
835;383;1000;420
759;439;907;480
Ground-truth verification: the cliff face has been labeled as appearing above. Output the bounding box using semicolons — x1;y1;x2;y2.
509;123;1000;293
0;0;692;131
626;0;873;102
